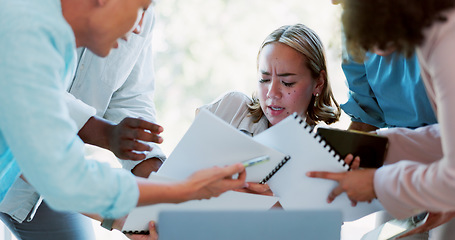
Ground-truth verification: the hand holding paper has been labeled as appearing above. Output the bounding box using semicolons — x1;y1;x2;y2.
122;174;279;234
184;162;247;200
306;168;377;205
254;113;383;221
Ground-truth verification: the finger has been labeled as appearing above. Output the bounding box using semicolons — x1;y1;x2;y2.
327;185;344;203
246;183;271;193
343;154;354;166
306;171;345;181
350;199;357;207
116;139;150;153
120;151;147;161
221;167;248;189
125;140;152;152
222;163;246;176
236;169;247;183
148;221;158;240
233;188;251;193
117;126;163;143
350;156;361;170
123;118;164;134
134;130;163;144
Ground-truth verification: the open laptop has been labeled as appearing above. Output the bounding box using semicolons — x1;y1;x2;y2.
157;210;342;240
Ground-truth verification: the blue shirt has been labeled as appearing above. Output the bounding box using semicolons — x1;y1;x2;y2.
341;52;437;128
0;0;138;218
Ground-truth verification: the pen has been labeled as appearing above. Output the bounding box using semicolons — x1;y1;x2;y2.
242;155;270;168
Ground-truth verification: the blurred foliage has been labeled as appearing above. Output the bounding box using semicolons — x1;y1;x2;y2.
151;0;346;154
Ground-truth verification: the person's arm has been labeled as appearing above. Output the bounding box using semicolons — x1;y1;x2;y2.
99;8;165;176
341;52;386;129
0;17;140;218
64;91;165;170
84;163;248;236
308;13;455;219
373;15;455;218
131;158;163;178
78;116;163;161
376;124;442;165
1;3;249;222
347;121;378;132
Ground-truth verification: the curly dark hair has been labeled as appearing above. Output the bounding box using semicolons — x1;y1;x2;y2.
342;0;455;61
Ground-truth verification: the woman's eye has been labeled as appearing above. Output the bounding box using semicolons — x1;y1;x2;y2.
282;81;295;87
259;79;270;83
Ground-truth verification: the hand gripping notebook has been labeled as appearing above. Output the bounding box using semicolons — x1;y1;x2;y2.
253;113;383;221
156;109;289;183
316;127;388;168
121;174;279;234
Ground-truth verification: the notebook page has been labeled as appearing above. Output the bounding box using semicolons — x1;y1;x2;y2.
254;114;383;221
122;174;279;233
157;109;287;182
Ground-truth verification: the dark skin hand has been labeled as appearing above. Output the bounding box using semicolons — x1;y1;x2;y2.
78;116;163;160
131;157;163;178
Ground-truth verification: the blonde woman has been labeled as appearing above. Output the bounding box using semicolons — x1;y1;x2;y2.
198;23;341;194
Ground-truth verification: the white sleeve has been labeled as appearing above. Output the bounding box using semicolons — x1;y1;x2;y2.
63;92;96;131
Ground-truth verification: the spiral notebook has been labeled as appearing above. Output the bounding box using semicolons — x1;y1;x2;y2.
316;127;388;168
121;175;279;234
123;111;383;233
156;109;289;183
254;113;383;221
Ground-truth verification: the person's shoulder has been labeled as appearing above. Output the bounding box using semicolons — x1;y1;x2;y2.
222;91;252;102
2;0;65;27
197;91;252;119
211;91;252;109
0;0;74;63
1;0;72;45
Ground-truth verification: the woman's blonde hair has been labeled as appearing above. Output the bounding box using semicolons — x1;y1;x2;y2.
248;24;340;126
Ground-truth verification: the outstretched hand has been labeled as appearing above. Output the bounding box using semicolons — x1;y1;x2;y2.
185;163;248;200
108;117;164;160
306;154;376;206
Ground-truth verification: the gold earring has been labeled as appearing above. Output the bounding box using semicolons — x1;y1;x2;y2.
314;93;319;107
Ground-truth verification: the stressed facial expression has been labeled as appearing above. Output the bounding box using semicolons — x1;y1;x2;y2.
87;0;151;57
258;42;319;126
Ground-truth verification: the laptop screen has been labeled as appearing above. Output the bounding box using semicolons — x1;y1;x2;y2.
157;210;342;240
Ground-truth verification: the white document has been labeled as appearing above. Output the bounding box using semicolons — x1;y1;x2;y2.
254;114;383;222
122;174;279;233
157;109;288;183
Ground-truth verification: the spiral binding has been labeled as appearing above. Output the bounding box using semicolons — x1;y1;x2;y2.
122;230;150;235
259;155;291;184
292;113;350;171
